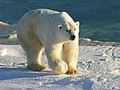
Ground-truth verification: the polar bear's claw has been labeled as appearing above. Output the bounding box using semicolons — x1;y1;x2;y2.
27;64;46;71
65;66;78;74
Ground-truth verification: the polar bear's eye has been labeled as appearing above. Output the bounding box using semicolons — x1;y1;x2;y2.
58;25;62;30
66;30;69;32
74;29;76;30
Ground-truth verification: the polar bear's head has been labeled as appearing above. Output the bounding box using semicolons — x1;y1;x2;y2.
57;21;79;42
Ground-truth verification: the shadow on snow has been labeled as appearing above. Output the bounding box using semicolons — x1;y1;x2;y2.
0;67;54;80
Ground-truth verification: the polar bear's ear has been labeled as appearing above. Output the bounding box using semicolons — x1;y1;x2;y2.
76;21;80;26
58;25;62;30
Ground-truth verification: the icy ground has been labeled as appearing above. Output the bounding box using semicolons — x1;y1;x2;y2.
0;45;120;90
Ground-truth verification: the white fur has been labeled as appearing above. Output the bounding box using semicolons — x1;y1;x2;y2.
17;9;80;74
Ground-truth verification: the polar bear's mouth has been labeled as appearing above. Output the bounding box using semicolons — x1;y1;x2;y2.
70;35;76;40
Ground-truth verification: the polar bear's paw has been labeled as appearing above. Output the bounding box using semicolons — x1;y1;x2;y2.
55;61;68;74
27;64;46;71
65;66;78;74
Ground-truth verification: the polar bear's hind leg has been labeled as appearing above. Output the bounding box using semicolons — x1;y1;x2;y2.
26;47;46;71
26;34;46;71
18;28;46;71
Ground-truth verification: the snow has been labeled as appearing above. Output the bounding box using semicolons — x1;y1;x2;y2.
0;22;17;39
0;45;120;90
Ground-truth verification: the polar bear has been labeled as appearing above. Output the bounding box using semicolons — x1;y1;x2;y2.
17;9;80;74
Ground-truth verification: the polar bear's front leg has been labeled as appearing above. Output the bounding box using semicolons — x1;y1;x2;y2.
45;44;68;74
63;37;79;74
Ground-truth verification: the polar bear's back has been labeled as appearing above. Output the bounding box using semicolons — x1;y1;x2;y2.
18;9;62;28
24;9;60;19
18;9;74;27
35;9;60;15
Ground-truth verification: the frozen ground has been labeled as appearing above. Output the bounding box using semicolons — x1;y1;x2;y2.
0;45;120;90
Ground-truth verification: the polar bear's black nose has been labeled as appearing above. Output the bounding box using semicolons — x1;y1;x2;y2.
70;35;76;40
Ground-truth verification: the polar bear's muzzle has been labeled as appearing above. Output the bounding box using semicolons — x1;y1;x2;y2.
66;30;76;40
70;35;76;41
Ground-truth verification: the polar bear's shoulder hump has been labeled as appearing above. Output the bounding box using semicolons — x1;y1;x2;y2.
33;9;60;15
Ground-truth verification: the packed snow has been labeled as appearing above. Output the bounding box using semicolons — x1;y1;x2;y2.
0;45;120;90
